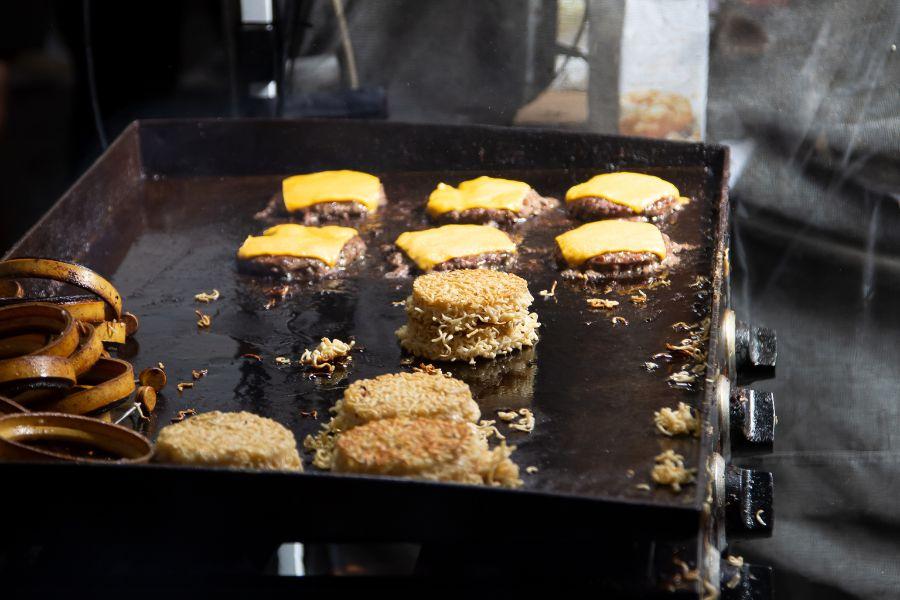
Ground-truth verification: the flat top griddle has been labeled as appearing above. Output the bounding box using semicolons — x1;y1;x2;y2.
3;120;727;543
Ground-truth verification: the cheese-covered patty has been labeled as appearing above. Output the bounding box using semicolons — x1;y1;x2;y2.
426;176;532;217
237;224;359;267
282;170;382;213
555;220;667;267
565;172;679;214
395;224;517;271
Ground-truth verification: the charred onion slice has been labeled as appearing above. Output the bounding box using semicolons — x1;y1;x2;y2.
69;323;104;376
0;280;23;299
0;412;153;463
0;303;79;359
0;355;76;401
41;358;135;415
0;258;123;318
0;395;27;414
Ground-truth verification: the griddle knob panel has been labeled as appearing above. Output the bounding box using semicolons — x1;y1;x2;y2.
725;465;773;538
730;388;775;448
735;321;776;384
721;558;773;600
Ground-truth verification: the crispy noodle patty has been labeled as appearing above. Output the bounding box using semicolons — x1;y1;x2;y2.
156;411;302;471
332;417;520;487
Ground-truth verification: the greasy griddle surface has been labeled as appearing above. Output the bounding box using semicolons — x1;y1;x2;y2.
107;166;714;506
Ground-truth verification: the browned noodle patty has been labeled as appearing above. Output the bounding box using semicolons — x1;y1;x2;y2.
237;235;366;279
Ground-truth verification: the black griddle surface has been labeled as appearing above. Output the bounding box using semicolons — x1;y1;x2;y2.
105;165;715;507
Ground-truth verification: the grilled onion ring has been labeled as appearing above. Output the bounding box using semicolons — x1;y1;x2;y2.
0;259;123;318
0;355;76;401
41;358;135;415
69;323;104;376
0;303;79;359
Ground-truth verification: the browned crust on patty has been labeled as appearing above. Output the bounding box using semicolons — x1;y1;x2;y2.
431;190;559;228
384;248;515;279
567;195;679;222
255;185;387;225
557;233;678;282
237;235;366;279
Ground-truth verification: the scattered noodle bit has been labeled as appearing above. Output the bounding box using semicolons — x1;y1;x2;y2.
194;289;220;303
539;280;558;299
643;361;659;371
526;466;539;474
241;353;262;361
300;410;318;419
191;369;208;380
668;370;696;385
304;425;337;469
587;298;619;309
726;555;744;568
176;382;194;393
611;316;629;326
275;356;291;365
755;509;767;526
673;558;700;582
635;483;651;491
672;321;696;332
651;449;696;492
195;310;212;328
629;290;648;304
157;362;166;370
509;408;535;433
391;300;406;307
497;410;518;422
689;275;709;289
300;337;356;373
478;419;506;440
171;408;197;423
654;402;699;437
625;469;635;478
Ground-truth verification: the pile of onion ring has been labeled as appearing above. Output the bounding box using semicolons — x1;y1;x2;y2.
0;258;153;416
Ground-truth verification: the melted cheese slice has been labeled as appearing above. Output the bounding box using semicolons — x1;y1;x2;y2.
395;224;517;271
426;176;532;217
555;220;667;267
237;224;358;266
282;170;382;213
565;172;679;213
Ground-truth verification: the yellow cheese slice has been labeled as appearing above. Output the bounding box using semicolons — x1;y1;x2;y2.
555;220;667;267
282;170;382;213
426;176;532;217
395;224;517;271
237;224;359;266
565;172;679;213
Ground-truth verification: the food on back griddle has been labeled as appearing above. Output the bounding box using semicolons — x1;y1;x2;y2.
280;170;385;224
426;176;557;227
155;410;302;471
555;220;677;282
330;371;480;431
388;224;517;277
565;172;684;221
237;224;365;279
331;417;520;487
396;269;539;363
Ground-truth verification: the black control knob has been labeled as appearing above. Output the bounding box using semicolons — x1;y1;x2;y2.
725;465;773;538
735;321;776;384
730;388;775;448
721;558;773;600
